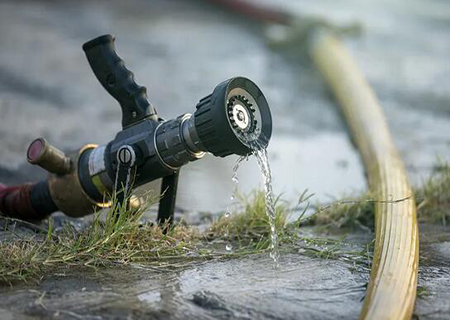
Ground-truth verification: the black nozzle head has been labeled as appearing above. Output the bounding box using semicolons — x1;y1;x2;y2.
194;77;272;157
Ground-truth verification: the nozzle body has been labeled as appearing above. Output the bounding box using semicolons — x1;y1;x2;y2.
17;35;273;220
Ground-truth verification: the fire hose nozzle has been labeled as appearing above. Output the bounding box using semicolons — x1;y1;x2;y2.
190;77;272;157
3;35;273;222
27;138;72;175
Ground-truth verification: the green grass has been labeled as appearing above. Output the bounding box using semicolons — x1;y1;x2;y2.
207;191;289;250
0;190;292;285
0;193;200;284
416;161;450;225
416;285;431;299
304;194;375;230
305;161;450;228
0;161;448;285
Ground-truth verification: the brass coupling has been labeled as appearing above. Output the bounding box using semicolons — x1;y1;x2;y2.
27;138;110;217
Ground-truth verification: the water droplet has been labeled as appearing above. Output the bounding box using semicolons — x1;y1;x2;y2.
226;243;233;251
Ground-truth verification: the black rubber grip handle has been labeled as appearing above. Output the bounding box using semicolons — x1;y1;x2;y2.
82;34;157;128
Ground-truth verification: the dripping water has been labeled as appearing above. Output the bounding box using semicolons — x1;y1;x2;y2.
225;136;279;267
224;155;247;251
252;146;279;268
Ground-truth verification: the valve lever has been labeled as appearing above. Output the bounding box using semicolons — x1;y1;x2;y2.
115;145;136;212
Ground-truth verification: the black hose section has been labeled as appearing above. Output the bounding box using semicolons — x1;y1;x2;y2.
30;180;59;216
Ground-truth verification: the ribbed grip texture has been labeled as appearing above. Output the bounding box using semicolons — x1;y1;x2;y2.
194;94;232;157
83;34;156;128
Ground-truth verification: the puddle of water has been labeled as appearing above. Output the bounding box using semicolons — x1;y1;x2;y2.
138;291;161;305
129;252;369;320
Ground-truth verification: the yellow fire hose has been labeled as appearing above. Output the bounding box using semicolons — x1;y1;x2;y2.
310;31;419;320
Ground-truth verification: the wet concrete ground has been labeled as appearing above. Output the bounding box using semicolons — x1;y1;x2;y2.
0;224;448;320
0;0;449;319
0;255;371;320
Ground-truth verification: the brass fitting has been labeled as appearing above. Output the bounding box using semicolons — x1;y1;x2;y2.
27;139;110;217
27;138;72;175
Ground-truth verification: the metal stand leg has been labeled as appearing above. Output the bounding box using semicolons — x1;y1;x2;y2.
157;170;180;226
115;145;136;216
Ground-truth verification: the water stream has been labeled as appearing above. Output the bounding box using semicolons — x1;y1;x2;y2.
253;147;280;267
224;155;247;251
227;144;280;267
